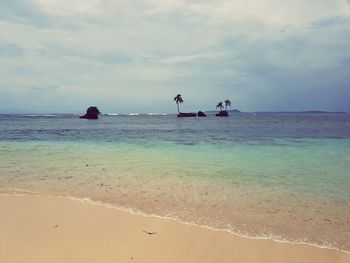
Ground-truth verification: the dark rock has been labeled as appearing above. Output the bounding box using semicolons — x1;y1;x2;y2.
197;111;206;117
80;106;101;119
215;110;229;117
177;112;197;118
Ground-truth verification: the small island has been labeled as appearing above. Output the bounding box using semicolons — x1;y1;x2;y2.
216;100;231;117
174;94;206;118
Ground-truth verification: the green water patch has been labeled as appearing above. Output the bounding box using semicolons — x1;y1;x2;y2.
1;139;350;201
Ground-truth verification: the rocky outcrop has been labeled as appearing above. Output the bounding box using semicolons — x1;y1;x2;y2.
177;112;197;118
215;110;229;117
197;111;206;117
80;106;101;119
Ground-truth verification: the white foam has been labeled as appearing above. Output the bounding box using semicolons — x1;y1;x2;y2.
0;188;39;195
24;114;58;117
67;196;350;254
1;191;348;254
147;113;167;116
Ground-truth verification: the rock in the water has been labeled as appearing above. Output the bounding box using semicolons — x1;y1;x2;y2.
215;110;229;117
177;112;197;118
80;106;101;119
197;111;206;117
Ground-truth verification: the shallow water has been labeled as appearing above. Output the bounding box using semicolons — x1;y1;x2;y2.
1;113;350;251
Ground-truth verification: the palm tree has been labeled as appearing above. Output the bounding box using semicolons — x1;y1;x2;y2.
174;94;184;113
224;100;231;111
216;102;224;111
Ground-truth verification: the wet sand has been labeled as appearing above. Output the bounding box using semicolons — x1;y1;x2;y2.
0;195;349;263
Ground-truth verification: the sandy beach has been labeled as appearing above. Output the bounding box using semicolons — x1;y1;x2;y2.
0;194;349;263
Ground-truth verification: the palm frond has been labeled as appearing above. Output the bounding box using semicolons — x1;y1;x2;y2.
174;94;183;103
216;102;223;109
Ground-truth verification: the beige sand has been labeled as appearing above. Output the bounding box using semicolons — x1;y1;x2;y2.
0;195;349;263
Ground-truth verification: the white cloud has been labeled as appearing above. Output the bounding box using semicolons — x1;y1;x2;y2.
162;51;226;64
1;0;350;112
34;0;103;16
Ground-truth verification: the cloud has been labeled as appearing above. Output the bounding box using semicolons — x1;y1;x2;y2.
0;0;55;28
0;0;350;113
0;0;89;29
0;43;25;57
33;0;103;16
98;51;133;64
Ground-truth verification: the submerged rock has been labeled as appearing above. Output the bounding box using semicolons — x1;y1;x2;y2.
215;110;229;117
177;112;197;118
80;106;101;119
197;111;206;117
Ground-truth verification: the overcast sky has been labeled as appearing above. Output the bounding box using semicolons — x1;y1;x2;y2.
1;0;350;113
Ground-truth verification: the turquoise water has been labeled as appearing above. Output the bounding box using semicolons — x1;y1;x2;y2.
0;113;350;250
2;139;349;199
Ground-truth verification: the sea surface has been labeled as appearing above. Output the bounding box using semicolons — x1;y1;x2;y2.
1;112;350;251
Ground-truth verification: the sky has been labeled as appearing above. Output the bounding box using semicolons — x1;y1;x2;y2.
0;0;350;113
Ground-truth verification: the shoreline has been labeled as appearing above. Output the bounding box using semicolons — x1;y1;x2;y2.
2;191;350;255
1;194;349;263
1;138;350;253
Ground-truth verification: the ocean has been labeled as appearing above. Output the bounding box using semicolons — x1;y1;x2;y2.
0;112;349;251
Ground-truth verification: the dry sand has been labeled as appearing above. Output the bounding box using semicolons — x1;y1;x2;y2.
0;194;349;263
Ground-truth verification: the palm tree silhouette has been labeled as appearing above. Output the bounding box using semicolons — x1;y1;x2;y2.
174;94;184;114
224;100;231;111
216;102;224;111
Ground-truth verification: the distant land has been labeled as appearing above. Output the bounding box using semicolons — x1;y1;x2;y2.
250;111;347;114
205;110;347;114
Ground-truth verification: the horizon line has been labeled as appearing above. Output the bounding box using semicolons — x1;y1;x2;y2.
0;110;348;115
